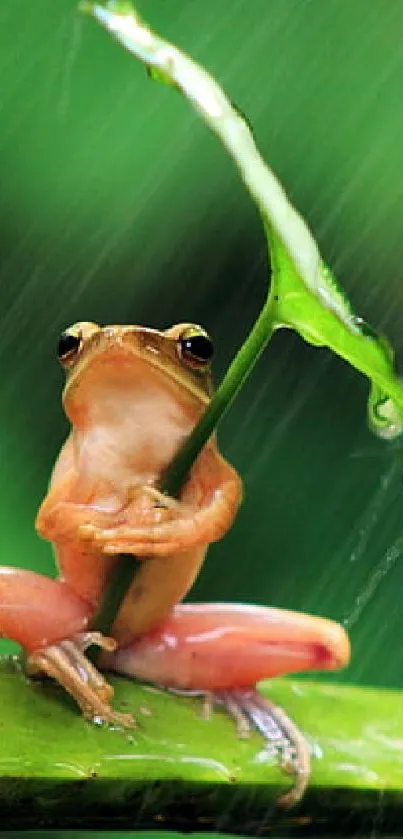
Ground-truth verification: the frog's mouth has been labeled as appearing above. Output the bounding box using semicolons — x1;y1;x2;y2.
63;336;210;430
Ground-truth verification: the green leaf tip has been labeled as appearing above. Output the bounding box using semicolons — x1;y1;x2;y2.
369;386;403;439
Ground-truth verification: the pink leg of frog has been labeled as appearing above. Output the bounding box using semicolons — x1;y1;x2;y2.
0;567;133;726
101;603;350;806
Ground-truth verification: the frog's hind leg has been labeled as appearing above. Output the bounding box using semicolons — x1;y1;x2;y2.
107;602;350;805
0;567;133;726
0;567;91;650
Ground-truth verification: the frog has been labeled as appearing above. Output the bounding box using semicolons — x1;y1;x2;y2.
0;321;350;806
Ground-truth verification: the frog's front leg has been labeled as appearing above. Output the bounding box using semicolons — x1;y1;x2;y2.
105;603;350;806
35;470;122;544
0;567;133;726
80;450;242;557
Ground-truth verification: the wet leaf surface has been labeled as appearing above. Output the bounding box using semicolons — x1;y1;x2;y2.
0;658;402;833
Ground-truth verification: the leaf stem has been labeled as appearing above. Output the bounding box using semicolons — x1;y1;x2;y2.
161;298;276;496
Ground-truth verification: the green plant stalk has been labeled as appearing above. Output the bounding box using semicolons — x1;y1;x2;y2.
90;555;140;637
161;298;277;496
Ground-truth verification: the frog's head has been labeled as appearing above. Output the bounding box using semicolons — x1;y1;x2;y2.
57;321;213;429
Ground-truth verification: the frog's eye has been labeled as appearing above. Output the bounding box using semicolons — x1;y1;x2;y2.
57;329;82;366
178;326;214;369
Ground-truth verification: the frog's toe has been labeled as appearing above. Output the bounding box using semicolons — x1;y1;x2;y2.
78;523;104;547
73;630;117;654
102;536;180;556
139;485;179;511
102;541;158;555
212;688;310;807
79;525;147;554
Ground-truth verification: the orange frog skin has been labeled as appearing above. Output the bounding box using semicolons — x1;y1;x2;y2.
0;321;350;806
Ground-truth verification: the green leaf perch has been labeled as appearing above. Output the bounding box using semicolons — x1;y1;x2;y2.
0;661;402;832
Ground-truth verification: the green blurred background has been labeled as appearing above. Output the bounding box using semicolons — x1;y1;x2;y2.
3;1;403;836
1;0;403;715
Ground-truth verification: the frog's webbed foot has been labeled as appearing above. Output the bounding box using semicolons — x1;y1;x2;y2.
216;688;310;807
26;632;135;728
169;686;310;807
